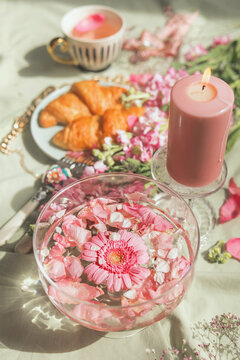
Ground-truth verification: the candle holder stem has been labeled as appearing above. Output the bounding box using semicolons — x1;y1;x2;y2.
151;146;227;246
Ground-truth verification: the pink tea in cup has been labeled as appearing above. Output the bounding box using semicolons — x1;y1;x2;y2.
71;13;120;39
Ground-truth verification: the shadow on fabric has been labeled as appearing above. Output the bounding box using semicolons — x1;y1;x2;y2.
0;252;103;353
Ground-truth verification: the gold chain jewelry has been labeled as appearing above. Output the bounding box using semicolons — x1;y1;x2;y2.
0;86;56;155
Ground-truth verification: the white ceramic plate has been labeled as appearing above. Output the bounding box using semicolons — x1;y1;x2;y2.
30;82;127;161
30;86;70;161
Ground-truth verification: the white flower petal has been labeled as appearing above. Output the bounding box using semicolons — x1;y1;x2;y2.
109;232;121;241
167;248;178;259
122;218;131;228
154;271;165;284
109;212;124;224
155;259;170;273
157;249;166;258
124;289;137;299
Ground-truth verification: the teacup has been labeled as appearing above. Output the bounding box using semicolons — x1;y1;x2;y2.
47;5;125;71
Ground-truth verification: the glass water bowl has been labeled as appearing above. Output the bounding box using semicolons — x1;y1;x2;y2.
33;173;200;333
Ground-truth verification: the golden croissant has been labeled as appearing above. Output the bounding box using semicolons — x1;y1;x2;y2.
39;92;91;128
52;116;101;151
52;106;146;151
71;80;127;115
102;106;146;140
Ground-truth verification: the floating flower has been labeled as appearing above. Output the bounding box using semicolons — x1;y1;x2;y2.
82;230;150;292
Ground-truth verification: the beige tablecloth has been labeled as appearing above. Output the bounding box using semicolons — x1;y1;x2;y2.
0;0;240;359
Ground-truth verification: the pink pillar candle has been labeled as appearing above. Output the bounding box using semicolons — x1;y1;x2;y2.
167;74;234;187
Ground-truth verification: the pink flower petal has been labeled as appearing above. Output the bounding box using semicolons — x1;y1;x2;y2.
64;256;84;280
73;303;113;326
84;263;100;281
107;273;114;292
167;256;190;281
122;273;132;288
93;268;109;284
93;160;109;174
82;165;95;177
219;195;240;223
151;232;173;250
127;115;139;130
53;233;72;248
45;258;66;281
75;13;105;34
48;279;103;304
113;274;122;292
48;243;65;258
226;238;240;261
229;178;240;196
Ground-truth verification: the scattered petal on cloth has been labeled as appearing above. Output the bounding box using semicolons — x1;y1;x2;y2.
219;178;240;223
123;12;198;63
225;238;240;261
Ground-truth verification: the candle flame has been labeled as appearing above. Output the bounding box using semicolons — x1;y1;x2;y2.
201;67;211;84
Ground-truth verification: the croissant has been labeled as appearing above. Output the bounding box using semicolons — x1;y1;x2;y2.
102;106;146;140
39;92;91;128
52;116;101;151
71;80;127;115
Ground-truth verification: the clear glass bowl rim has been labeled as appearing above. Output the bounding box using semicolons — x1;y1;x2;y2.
33;172;200;310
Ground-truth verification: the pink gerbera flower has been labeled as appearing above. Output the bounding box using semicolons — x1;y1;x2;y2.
82;230;150;292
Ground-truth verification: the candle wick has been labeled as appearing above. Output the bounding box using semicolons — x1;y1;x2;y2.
202;84;206;91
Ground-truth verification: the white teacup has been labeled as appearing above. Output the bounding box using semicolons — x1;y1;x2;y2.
47;5;125;71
